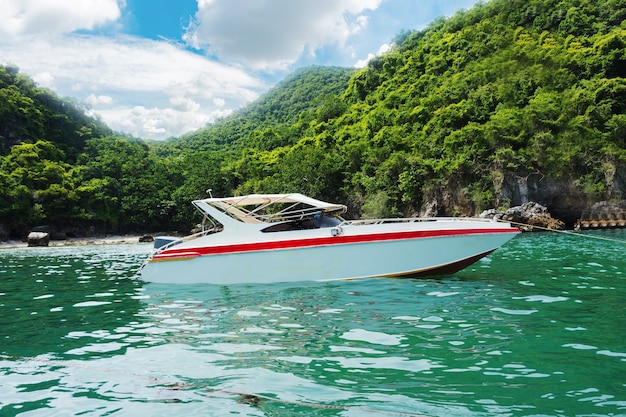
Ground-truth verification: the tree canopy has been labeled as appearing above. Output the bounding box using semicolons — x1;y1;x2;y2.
1;0;625;237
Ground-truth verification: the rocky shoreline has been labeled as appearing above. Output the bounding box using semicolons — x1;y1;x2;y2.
480;200;626;231
480;202;565;231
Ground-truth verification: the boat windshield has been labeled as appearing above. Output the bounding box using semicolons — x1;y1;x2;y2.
261;213;342;233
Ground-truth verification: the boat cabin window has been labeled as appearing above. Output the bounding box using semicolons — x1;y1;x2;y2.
261;214;341;233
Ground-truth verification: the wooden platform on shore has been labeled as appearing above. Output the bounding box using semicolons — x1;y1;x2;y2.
575;219;626;230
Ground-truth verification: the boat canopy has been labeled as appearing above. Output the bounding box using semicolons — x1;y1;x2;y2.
193;193;347;224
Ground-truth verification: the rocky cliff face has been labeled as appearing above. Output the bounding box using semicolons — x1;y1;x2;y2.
495;173;589;226
496;171;625;226
421;168;625;228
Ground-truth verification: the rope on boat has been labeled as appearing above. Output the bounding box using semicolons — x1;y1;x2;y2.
502;219;626;244
0;353;431;417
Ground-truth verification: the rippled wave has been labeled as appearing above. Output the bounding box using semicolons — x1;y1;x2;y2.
1;231;625;416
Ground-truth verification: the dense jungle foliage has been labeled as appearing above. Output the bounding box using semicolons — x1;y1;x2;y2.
1;0;625;238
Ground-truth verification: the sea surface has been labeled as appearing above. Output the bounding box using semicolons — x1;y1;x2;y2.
0;230;625;417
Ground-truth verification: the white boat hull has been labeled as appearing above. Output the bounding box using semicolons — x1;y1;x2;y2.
140;220;518;285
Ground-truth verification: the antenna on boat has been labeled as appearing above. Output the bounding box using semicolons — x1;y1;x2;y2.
206;188;213;198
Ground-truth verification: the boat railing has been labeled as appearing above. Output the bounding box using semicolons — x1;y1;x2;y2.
244;207;345;224
151;226;221;255
340;217;496;226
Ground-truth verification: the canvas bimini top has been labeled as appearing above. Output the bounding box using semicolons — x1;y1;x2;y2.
192;193;347;224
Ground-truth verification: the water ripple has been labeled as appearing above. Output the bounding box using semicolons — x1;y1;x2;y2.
1;231;625;416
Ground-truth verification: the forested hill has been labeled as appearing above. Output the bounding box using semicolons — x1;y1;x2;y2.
165;66;355;152
1;0;626;239
0;65;111;161
212;0;626;221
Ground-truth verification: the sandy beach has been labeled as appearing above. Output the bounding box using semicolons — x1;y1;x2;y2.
0;234;151;249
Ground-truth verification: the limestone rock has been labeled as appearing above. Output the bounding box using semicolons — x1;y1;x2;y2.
480;202;564;231
28;231;50;247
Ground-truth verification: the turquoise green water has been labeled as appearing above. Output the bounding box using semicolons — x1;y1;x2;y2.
0;231;625;416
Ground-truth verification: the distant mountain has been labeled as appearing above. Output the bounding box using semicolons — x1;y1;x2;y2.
166;65;356;152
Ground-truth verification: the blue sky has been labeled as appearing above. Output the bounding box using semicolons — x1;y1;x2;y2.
1;0;481;140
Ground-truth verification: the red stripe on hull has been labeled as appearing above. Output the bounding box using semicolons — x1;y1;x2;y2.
154;228;517;259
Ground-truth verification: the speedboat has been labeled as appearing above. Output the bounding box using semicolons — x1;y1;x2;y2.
139;193;519;284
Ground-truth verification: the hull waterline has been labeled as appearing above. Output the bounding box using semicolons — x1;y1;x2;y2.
139;193;519;285
140;228;518;285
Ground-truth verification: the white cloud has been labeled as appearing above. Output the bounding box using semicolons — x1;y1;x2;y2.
185;0;383;70
169;96;200;112
99;103;232;139
0;0;271;140
32;71;54;87
354;43;391;68
1;33;266;139
0;0;122;36
85;94;114;105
